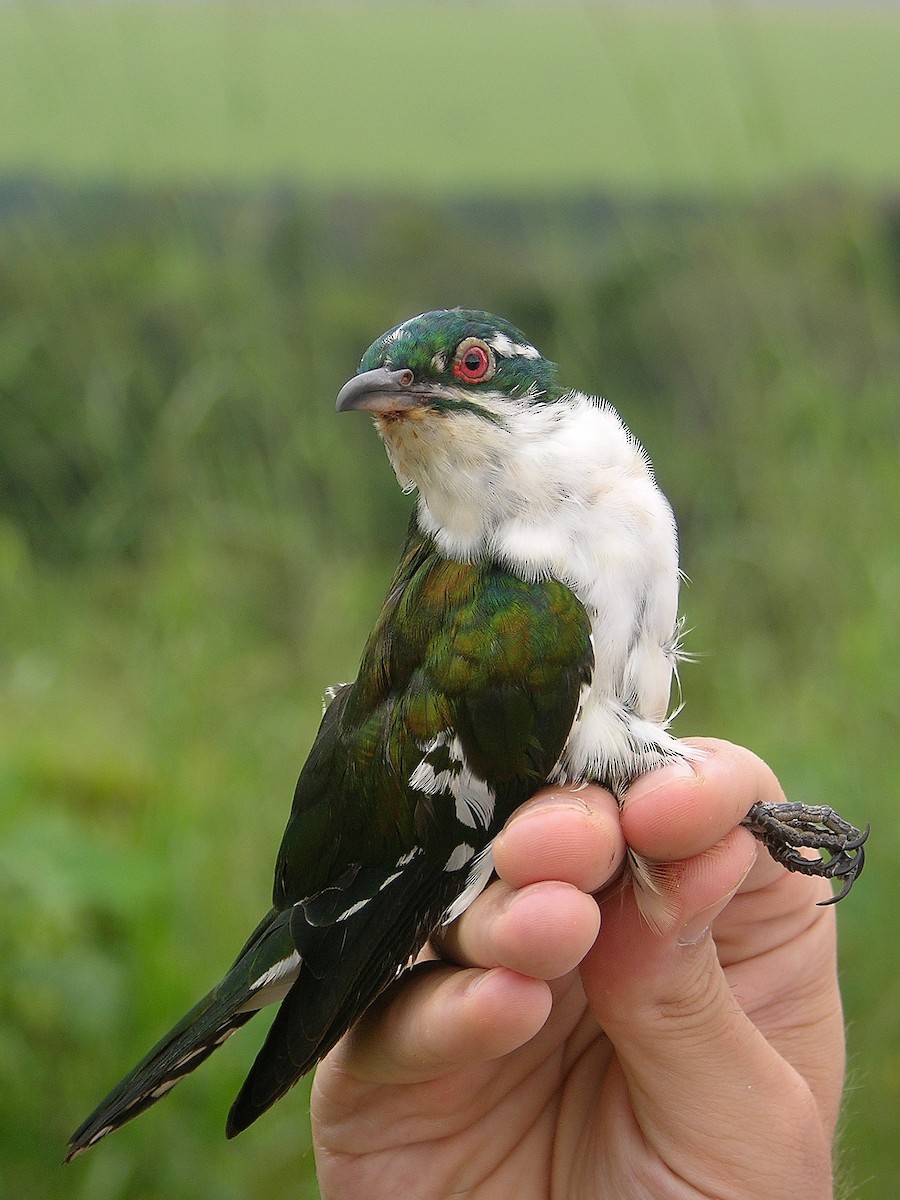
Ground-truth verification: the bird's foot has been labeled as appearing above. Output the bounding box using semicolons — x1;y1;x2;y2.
741;801;868;904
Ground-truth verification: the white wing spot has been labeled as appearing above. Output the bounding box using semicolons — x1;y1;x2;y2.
455;776;495;829
444;843;475;873
442;844;495;923
250;950;302;994
410;733;496;831
336;898;369;922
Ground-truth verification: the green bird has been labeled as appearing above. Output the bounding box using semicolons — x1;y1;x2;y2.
67;308;866;1159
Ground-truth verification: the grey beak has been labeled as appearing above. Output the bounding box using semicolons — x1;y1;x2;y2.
335;367;421;414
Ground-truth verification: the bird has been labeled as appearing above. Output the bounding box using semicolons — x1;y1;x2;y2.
66;307;867;1159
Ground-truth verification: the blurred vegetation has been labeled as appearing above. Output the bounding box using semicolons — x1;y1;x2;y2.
1;182;898;1199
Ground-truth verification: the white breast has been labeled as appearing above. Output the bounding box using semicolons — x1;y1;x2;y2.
387;390;685;790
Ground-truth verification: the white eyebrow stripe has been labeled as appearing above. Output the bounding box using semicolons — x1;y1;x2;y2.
489;332;540;359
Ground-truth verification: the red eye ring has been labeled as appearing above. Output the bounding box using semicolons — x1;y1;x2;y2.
453;337;495;384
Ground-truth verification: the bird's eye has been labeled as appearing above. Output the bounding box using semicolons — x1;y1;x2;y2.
453;337;495;384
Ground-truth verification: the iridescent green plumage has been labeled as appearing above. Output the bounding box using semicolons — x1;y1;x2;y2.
229;519;591;1133
276;517;591;901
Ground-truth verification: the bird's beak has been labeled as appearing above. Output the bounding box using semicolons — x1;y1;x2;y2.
336;367;425;415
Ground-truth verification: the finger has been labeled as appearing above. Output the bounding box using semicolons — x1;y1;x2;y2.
432;877;601;978
583;831;833;1195
329;785;624;1088
332;962;553;1086
492;783;626;892
623;738;786;872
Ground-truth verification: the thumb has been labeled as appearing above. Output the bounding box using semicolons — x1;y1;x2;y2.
582;828;832;1197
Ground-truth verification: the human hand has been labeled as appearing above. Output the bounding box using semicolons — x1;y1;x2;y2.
311;739;844;1200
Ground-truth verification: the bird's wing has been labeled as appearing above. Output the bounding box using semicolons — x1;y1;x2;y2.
272;519;594;905
68;524;594;1153
226;522;594;1134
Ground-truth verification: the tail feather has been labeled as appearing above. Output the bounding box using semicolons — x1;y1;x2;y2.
66;1006;257;1160
70;853;461;1152
226;855;455;1137
66;907;296;1160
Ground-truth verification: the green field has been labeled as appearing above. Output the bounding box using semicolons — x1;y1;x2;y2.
1;4;899;1199
0;3;898;194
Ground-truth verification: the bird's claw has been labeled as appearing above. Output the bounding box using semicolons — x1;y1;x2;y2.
741;801;868;904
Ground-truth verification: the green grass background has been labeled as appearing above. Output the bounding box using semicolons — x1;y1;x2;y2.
0;4;898;1198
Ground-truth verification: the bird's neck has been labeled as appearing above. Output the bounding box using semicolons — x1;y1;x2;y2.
379;392;668;581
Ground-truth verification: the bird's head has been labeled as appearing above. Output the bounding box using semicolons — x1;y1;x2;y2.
336;309;595;557
336;309;560;424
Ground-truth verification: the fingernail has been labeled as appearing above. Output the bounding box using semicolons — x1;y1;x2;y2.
623;761;697;808
465;968;497;997
506;791;595;826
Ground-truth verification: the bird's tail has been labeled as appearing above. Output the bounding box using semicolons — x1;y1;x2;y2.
66;907;297;1161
